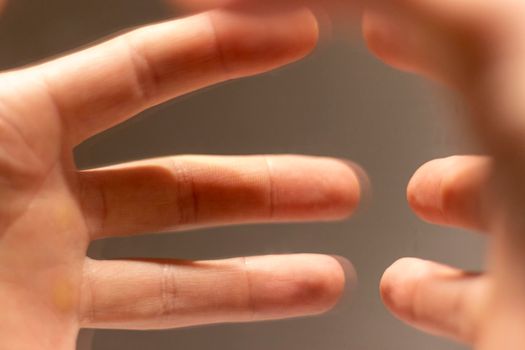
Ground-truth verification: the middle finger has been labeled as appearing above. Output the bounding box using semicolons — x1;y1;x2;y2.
78;155;363;239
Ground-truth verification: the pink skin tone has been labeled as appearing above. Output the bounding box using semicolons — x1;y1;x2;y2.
180;0;525;348
363;1;525;348
6;0;525;349
0;5;363;350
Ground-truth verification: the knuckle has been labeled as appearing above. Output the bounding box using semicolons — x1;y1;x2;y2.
169;158;198;226
261;156;275;219
159;263;178;317
76;173;107;238
239;257;256;320
205;12;231;77
120;35;160;104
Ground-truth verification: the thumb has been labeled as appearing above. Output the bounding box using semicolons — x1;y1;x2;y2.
362;0;509;88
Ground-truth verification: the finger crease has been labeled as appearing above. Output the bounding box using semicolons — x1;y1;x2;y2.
34;69;70;145
171;158;198;227
241;257;256;321
205;13;232;78
160;263;177;317
120;35;159;104
263;156;276;219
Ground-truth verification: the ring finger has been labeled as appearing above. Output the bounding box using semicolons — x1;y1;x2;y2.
80;254;354;329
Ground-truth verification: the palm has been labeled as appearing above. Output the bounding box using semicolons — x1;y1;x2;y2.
0;75;88;347
0;7;361;350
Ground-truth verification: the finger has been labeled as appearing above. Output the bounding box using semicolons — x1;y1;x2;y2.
80;254;353;329
362;0;525;232
407;155;492;232
362;0;505;88
381;257;489;344
27;7;318;145
78;155;363;239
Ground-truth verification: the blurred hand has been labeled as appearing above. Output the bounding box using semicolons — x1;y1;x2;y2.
0;5;363;349
170;0;525;347
362;0;525;348
163;0;525;347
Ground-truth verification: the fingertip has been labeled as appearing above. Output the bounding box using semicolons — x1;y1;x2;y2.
292;7;320;55
210;6;319;78
342;160;371;218
331;255;358;291
312;158;364;221
381;257;451;323
381;258;484;343
295;254;351;315
407;156;490;231
269;156;365;221
326;159;364;220
327;255;358;313
362;3;482;87
249;254;352;318
407;158;447;224
288;254;349;315
380;258;462;320
380;258;422;317
362;9;416;73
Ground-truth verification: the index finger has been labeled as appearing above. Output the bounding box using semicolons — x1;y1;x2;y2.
20;7;318;145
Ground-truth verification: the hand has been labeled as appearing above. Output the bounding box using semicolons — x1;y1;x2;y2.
165;0;525;347
0;5;363;349
362;0;525;348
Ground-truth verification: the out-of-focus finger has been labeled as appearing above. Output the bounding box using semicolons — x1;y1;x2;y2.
381;257;490;344
407;155;491;232
80;254;354;329
362;0;507;88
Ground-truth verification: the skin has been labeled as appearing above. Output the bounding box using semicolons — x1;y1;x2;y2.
179;0;525;348
8;0;525;348
0;4;364;350
364;0;525;349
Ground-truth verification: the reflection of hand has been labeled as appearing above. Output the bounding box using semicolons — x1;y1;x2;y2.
0;5;363;349
363;1;525;348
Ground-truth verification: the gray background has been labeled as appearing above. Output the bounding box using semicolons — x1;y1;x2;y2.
0;1;485;349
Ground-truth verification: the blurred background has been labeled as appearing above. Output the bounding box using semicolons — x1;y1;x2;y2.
0;1;485;349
